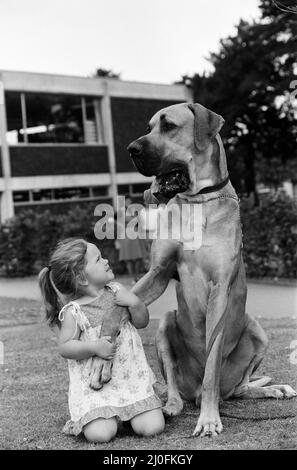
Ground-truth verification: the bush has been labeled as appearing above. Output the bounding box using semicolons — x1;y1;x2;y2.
0;194;296;279
0;206;124;277
241;194;297;279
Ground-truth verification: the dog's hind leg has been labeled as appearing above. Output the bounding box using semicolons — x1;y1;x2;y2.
156;310;184;416
234;382;297;399
220;315;269;399
222;316;296;399
248;375;272;387
233;377;297;399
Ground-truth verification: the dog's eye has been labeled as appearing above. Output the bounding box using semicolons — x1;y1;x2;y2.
163;121;177;131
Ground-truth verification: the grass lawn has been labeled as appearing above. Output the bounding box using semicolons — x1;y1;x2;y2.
0;296;296;450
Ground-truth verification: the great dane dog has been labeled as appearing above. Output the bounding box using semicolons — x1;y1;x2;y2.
127;102;296;437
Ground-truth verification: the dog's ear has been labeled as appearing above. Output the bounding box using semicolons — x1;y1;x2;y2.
188;103;224;152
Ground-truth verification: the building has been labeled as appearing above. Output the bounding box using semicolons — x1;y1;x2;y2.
0;70;192;224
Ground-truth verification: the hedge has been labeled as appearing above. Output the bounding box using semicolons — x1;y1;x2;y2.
0;194;296;278
240;194;297;279
0;205;126;277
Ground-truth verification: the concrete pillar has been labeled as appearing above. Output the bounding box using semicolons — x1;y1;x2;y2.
94;99;104;144
0;76;14;224
20;92;28;144
101;81;118;209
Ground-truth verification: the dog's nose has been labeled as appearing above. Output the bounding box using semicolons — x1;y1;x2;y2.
127;141;142;158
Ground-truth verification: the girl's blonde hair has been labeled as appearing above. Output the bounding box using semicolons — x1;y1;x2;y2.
38;238;88;328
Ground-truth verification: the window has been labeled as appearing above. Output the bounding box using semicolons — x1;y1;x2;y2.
118;184;130;195
117;183;150;198
5;92;103;144
13;191;30;203
92;186;108;197
13;186;109;205
5;92;25;144
32;189;54;201
25;93;84;144
83;98;99;144
53;187;90;200
131;183;150;194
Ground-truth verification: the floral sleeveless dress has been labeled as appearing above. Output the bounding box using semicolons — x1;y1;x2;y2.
58;285;161;436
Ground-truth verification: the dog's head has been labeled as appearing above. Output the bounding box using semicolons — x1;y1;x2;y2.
127;102;227;198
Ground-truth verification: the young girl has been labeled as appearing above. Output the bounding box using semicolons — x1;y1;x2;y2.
38;238;164;443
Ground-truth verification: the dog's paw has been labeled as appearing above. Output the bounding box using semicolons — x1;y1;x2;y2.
162;397;183;417
267;384;297;399
89;377;103;390
193;412;223;438
268;388;284;399
281;385;297;398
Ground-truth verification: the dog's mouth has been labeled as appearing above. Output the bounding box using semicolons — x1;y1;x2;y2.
155;168;190;199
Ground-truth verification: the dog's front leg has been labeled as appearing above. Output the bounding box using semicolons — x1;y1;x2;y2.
132;239;178;306
193;282;229;437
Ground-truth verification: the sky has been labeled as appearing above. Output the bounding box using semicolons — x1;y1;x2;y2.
0;0;261;84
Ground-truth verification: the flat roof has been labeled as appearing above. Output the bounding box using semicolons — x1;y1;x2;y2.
0;69;192;101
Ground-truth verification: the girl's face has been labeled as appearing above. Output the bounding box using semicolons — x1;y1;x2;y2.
83;243;114;289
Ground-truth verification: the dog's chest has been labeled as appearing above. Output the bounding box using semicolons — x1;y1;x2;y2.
155;200;205;251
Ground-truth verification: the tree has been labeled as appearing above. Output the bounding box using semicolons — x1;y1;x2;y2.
187;0;297;198
93;68;120;79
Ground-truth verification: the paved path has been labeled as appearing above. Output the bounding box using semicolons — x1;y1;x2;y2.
0;276;296;320
148;280;297;319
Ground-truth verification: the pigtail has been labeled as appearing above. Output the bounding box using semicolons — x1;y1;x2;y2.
38;238;88;328
38;267;63;328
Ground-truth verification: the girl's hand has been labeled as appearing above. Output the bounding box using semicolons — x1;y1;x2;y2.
91;336;116;360
114;284;139;308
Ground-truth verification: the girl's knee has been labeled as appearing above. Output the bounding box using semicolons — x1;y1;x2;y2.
84;417;117;443
131;409;165;437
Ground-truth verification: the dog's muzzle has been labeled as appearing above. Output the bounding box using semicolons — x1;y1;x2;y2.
127;140;190;197
127;141;143;159
127;140;160;176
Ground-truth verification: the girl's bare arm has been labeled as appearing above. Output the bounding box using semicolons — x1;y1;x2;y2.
114;286;149;329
